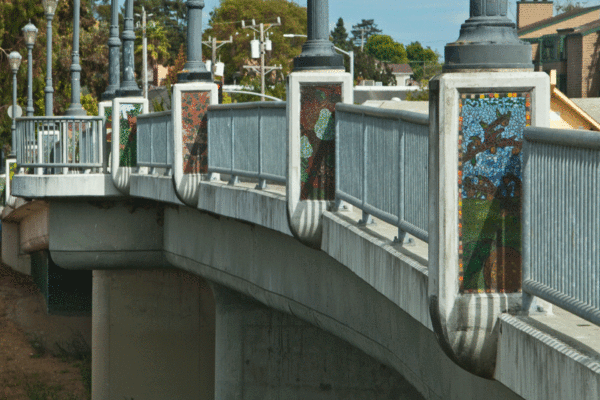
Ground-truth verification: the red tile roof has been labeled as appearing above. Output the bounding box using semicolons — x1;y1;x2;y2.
387;63;413;74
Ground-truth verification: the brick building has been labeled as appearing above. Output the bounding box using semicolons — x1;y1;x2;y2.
517;1;600;98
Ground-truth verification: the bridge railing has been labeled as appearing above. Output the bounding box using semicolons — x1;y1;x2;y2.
137;111;173;175
16;116;105;174
336;104;429;243
207;102;287;188
524;126;600;326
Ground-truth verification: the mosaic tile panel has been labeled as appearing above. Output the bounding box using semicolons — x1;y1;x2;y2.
105;104;142;167
458;92;531;294
104;105;113;142
299;84;342;201
119;104;142;167
181;91;210;174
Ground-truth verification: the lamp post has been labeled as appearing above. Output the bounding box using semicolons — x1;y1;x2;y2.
66;0;86;115
117;0;142;97
22;21;38;117
284;33;353;82
42;0;58;116
102;0;121;100
178;0;211;82
292;0;343;71
9;52;22;158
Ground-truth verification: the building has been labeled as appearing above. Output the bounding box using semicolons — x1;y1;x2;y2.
386;63;414;86
517;1;600;98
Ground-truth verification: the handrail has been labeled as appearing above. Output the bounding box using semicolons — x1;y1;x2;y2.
207;102;287;188
137;111;173;174
523;125;600;326
336;104;429;243
15;116;105;174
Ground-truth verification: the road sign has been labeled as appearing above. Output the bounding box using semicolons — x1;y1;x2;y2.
7;105;22;119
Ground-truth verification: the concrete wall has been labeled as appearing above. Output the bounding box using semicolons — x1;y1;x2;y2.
519;10;600;39
212;283;425;400
92;269;215;400
517;1;554;30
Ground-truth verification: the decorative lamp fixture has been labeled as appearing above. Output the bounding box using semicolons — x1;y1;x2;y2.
8;51;22;72
42;0;59;15
22;20;38;46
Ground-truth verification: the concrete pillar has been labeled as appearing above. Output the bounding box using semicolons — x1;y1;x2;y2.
211;284;422;399
92;269;215;399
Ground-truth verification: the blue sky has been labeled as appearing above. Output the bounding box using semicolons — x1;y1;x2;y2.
122;0;600;60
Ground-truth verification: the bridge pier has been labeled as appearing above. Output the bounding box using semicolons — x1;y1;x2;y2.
211;284;423;400
91;269;215;399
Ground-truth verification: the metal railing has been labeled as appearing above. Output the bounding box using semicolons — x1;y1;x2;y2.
524;126;600;326
207;102;286;188
137;111;173;174
336;104;429;242
16;116;105;174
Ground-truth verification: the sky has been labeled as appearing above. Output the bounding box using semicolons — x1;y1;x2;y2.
122;0;600;61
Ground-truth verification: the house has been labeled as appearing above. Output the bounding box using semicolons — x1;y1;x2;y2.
361;70;600;131
385;63;413;86
517;1;600;98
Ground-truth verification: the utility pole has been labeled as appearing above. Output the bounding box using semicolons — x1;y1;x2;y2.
356;28;368;51
242;18;282;96
136;7;154;99
202;35;233;76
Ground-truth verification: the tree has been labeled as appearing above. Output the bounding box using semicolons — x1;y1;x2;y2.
354;50;395;86
331;17;349;50
406;41;440;82
365;34;407;64
0;0;108;153
204;0;307;86
132;0;187;65
351;19;381;50
135;20;170;81
555;1;583;13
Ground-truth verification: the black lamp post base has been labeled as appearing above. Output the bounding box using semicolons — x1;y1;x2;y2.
178;70;213;83
65;104;87;116
293;54;344;72
101;86;119;101
116;87;143;98
444;42;533;72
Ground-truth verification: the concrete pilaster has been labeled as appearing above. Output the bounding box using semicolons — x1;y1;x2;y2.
91;269;215;399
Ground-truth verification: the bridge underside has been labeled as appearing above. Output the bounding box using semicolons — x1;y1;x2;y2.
41;197;522;400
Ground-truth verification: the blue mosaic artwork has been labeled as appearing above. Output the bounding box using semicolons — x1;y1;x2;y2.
458;92;531;293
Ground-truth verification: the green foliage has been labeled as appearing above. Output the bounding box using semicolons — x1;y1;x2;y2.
351;19;382;49
135;20;170;83
406;41;441;82
405;88;429;101
331;17;350;50
134;0;187;64
354;50;396;86
165;44;186;88
230;74;286;102
365;34;407;64
205;0;307;84
80;94;98;116
555;1;583;13
0;0;108;153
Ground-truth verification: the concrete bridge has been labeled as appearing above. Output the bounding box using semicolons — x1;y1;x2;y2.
4;0;600;398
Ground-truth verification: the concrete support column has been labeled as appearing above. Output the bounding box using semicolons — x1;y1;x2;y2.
211;284;420;399
91;269;215;400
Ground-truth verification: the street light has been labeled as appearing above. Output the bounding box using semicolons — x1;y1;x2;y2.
66;0;86;115
283;34;354;82
42;0;59;116
22;20;38;117
8;52;22;158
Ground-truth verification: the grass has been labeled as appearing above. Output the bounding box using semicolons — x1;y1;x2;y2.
25;333;92;399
